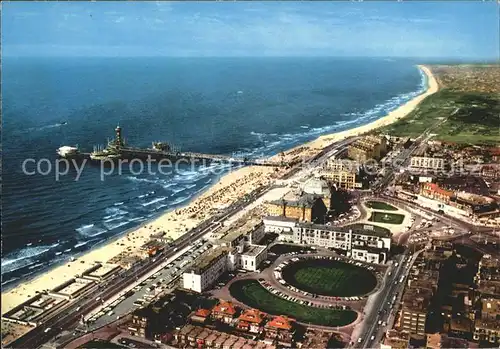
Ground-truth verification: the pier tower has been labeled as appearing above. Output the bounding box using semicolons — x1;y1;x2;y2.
114;125;125;148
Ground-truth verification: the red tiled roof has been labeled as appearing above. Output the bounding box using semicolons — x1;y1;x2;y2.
423;183;453;197
238;309;265;324
265;315;294;331
194;308;211;318
212;301;237;316
489;147;500;156
237;320;249;330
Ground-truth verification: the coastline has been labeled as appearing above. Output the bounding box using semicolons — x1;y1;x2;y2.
1;65;438;315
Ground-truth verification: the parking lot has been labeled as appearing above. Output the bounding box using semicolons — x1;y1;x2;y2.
80;240;212;331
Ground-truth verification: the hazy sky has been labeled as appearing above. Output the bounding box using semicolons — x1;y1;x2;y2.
2;1;498;58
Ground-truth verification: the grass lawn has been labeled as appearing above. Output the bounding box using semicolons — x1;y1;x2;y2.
369;211;405;225
229;280;357;327
365;201;398;211
282;259;377;297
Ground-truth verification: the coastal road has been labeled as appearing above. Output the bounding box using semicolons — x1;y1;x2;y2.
9;207;234;349
352;250;415;349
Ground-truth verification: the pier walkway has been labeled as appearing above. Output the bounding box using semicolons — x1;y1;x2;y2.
80;147;289;167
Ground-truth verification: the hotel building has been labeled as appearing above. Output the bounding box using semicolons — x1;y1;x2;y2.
263;216;391;263
183;247;232;293
347;135;388;162
265;194;327;223
182;244;267;293
321;159;360;189
410;156;445;171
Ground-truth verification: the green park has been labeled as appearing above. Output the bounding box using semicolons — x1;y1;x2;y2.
229;280;357;327
365;201;398;211
369;211;405;225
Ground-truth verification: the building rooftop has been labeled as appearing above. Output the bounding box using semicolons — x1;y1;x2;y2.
422;183;454;198
481;298;500;316
140;239;166;251
383;330;410;349
402;288;432;313
302;177;331;197
475;317;500;331
455;192;495;205
86;263;121;278
263;215;299;223
220;215;262;245
450;317;472;333
194;308;211;318
265;315;294;331
52;278;94;296
263;216;392;238
351;245;387;254
268;193;323;209
212;301;237;316
186;246;232;275
242;245;267;257
301;330;332;348
479;255;500;268
238;308;266;324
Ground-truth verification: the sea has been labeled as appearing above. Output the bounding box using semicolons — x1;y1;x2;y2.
1;57;426;289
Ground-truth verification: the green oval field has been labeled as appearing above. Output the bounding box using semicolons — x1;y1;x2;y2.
229;280;357;327
281;259;377;297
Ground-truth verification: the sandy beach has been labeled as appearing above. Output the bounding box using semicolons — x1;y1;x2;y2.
1;65;438;315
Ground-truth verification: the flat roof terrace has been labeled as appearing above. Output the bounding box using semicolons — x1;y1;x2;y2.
242;244;266;257
81;263;122;281
49;278;95;299
221;215;262;245
87;263;121;277
187;246;233;275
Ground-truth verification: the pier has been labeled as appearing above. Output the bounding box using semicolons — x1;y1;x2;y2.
60;126;289;168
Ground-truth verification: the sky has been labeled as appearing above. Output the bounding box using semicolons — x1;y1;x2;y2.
2;1;499;59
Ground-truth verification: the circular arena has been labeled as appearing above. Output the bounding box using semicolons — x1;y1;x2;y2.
280;256;377;297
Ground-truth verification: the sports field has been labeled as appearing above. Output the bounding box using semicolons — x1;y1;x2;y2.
281;259;377;297
229;280;357;327
365;201;398;211
369;211;405;225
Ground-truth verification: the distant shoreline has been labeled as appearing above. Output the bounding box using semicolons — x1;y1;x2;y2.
306;65;438;149
1;65;438;315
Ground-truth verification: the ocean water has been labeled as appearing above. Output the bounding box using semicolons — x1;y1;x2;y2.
1;57;425;288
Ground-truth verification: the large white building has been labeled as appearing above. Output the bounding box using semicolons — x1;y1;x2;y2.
239;245;268;272
410;156;445;171
183;247;232;293
263;216;391;263
182;244;267;293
